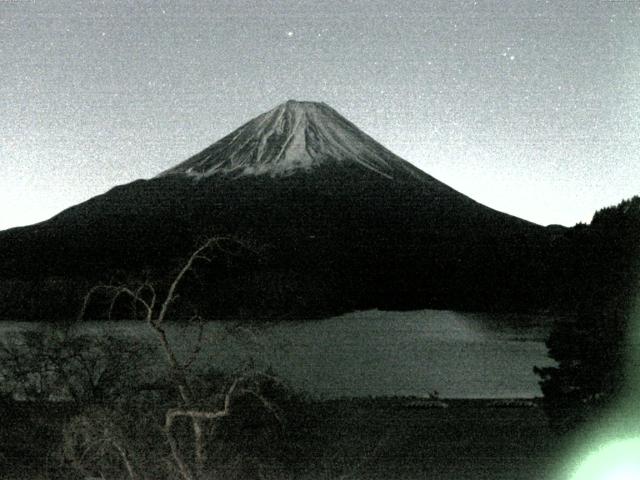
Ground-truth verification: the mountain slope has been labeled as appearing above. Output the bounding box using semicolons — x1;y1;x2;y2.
0;101;555;321
159;100;429;181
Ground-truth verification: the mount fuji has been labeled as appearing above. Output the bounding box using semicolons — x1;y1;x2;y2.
159;100;429;180
0;101;554;320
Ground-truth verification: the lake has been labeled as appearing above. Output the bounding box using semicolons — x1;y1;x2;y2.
0;309;556;399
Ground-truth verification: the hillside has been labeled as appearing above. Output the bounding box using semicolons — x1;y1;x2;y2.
0;101;556;320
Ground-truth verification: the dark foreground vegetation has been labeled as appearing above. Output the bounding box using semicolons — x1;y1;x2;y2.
536;196;640;432
0;319;564;480
0;197;637;478
1;397;562;480
0;233;563;480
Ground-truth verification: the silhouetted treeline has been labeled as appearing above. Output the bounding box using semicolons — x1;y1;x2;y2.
536;196;640;431
0;171;635;322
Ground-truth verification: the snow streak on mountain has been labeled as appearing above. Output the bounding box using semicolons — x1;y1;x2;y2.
159;100;427;181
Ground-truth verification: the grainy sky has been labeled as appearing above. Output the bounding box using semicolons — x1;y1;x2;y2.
1;0;639;230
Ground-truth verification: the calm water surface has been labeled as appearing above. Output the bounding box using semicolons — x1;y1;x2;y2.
0;309;556;399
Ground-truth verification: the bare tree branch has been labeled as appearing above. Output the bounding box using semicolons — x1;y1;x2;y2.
72;236;284;480
155;237;229;326
183;316;205;369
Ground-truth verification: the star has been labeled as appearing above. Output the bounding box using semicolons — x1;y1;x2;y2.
287;31;294;37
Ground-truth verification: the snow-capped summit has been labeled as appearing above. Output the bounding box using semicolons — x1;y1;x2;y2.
158;100;426;180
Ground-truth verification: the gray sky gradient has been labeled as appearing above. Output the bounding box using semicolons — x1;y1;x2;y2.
1;0;639;229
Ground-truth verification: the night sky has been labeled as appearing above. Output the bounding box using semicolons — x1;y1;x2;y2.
1;0;638;230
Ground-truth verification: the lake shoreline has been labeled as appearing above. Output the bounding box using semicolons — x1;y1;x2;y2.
0;309;557;399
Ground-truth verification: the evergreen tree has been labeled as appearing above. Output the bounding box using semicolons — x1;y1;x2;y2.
536;197;640;431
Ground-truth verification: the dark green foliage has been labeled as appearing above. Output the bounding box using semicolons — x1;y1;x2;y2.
535;196;640;432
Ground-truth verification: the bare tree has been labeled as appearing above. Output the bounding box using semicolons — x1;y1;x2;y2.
78;237;284;480
63;408;142;480
0;326;153;403
0;328;63;401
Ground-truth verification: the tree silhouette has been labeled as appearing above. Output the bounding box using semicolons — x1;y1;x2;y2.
535;196;640;431
77;237;286;480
